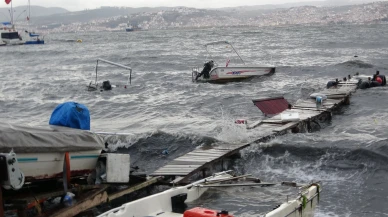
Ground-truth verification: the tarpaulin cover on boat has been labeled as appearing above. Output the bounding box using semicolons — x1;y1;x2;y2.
0;123;104;153
49;102;90;130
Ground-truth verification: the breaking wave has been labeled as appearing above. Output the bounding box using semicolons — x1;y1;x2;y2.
336;60;374;68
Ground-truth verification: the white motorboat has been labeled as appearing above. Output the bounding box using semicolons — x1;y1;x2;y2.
0;122;104;183
98;171;321;217
192;41;275;83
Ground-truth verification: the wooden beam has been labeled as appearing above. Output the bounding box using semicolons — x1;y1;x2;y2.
108;176;161;201
50;187;108;217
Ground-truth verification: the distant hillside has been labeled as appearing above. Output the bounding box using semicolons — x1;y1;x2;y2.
219;0;388;11
11;2;388;32
0;5;68;22
30;6;174;25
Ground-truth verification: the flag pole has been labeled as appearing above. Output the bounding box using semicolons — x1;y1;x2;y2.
28;0;30;22
11;0;13;26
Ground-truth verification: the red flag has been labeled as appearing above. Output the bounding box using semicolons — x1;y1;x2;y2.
5;0;11;5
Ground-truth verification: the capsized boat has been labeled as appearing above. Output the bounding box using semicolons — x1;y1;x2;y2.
0;122;104;183
192;41;275;83
98;171;321;217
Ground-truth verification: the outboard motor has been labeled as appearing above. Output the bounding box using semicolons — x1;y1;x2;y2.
102;80;112;91
0;151;25;190
378;75;386;86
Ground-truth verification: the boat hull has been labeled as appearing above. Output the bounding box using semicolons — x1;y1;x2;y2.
17;150;101;181
193;66;275;83
25;40;44;45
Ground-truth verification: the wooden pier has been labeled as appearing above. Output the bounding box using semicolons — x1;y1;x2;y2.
151;83;358;183
1;82;360;217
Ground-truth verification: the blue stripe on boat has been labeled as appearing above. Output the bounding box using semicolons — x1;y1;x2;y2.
17;155;98;162
71;155;99;159
17;158;38;162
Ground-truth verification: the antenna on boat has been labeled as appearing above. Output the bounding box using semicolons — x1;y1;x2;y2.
228;43;245;65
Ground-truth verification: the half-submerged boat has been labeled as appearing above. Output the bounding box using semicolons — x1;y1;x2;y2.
192;41;275;83
87;58;133;91
98;171;321;217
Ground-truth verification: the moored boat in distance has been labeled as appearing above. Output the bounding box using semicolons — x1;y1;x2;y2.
0;22;25;45
24;0;45;45
24;32;45;44
192;41;275;83
126;24;142;32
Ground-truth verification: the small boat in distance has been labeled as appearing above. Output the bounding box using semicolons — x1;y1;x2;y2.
192;41;275;83
126;23;142;32
24;0;45;44
24;31;44;44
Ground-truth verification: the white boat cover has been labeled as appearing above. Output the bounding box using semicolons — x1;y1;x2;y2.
0;123;104;153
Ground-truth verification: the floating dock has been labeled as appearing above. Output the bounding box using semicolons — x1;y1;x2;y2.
151;82;358;183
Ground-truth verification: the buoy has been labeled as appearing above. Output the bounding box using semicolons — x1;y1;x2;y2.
76;39;82;43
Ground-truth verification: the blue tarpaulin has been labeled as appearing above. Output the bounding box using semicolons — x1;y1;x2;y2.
49;102;90;130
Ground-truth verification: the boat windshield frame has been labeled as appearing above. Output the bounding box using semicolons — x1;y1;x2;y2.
204;41;246;65
94;58;132;86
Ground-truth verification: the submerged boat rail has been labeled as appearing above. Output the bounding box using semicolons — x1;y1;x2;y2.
88;58;132;91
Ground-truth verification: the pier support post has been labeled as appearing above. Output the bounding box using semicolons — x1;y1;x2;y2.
0;188;4;217
344;96;350;105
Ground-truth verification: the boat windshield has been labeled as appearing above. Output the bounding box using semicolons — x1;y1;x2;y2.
1;32;19;39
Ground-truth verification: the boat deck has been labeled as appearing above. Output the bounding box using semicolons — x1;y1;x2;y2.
151;84;358;183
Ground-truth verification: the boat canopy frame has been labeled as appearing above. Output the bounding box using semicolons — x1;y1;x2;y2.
204;41;245;65
90;58;132;89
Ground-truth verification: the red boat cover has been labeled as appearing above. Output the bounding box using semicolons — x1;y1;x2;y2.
252;97;290;116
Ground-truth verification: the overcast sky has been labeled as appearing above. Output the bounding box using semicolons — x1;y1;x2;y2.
8;0;323;11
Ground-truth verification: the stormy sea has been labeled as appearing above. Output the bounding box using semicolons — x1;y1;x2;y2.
1;24;388;216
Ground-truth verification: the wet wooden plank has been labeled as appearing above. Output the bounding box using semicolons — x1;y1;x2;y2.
168;161;207;165
152;171;189;175
174;157;216;162
189;150;228;155
153;168;195;173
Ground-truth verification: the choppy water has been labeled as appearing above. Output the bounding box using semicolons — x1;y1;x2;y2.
1;24;388;216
